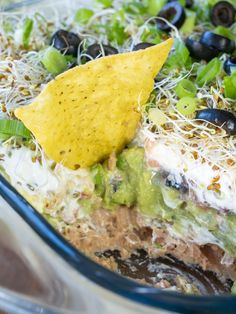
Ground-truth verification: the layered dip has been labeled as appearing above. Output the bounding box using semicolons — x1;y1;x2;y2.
0;0;236;294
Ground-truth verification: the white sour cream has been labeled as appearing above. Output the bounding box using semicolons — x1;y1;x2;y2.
0;144;94;223
145;139;236;213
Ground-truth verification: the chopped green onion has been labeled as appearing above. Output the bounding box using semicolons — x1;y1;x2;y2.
180;9;196;35
176;97;198;116
196;58;222;87
195;2;211;23
174;40;189;66
134;15;146;27
0;133;12;140
148;108;168;126
146;0;166;15
0;120;31;139
107;10;127;45
214;26;234;41
140;26;161;44
165;39;190;70
96;0;112;8
224;74;236;99
175;79;197;98
123;1;147;15
107;21;128;45
41;47;68;76
111;9;125;24
22;17;34;48
75;8;94;24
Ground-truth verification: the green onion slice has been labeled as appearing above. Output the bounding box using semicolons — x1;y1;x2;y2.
176;97;198;116
196;58;222;87
41;47;68;76
75;8;94;24
96;0;112;8
22;17;34;48
0;119;31;139
123;2;147;15
140;26;161;44
214;26;234;41
175;79;197;99
180;9;196;35
0;133;12;140
224;74;236;100
165;39;189;70
107;21;128;45
146;0;166;15
148;108;168;126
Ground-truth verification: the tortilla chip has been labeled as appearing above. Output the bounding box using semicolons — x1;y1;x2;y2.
15;38;173;169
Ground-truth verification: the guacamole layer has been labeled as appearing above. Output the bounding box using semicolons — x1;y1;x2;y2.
90;147;236;257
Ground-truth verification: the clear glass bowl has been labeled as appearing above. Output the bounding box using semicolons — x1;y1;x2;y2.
0;1;236;313
2;172;236;314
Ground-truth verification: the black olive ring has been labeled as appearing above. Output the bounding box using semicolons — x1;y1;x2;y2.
196;109;236;135
210;1;236;27
132;42;155;51
200;31;235;54
185;38;219;62
85;43;118;62
50;29;81;57
156;2;186;32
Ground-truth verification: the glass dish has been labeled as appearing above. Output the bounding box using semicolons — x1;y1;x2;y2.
0;1;236;313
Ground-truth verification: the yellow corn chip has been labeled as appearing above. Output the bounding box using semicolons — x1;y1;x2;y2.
15;38;173;169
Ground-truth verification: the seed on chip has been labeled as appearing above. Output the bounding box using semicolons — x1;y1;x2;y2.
15;38;173;169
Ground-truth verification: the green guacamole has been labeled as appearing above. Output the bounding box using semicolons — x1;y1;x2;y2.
91;147;236;257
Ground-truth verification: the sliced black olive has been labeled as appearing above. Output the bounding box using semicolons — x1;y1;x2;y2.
50;30;81;57
210;1;236;27
200;31;235;54
85;44;118;61
156;2;186;32
196;109;236;135
132;42;155;51
185;38;219;61
168;0;194;9
223;55;236;75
